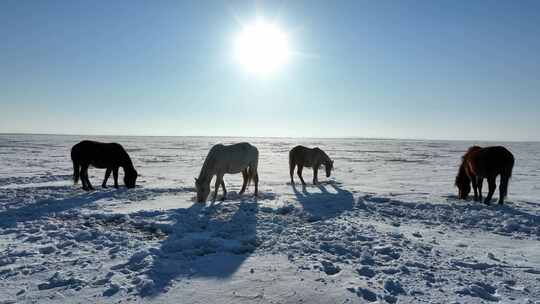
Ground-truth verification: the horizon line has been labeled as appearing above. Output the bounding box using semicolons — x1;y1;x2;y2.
0;132;538;143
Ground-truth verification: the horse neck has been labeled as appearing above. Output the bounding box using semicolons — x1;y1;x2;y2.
318;151;330;164
122;161;135;173
197;169;210;184
120;153;135;172
457;162;469;182
198;154;216;184
464;146;482;158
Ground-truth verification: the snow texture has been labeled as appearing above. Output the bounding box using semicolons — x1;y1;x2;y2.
0;134;539;303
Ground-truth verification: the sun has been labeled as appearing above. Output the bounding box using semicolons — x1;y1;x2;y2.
234;19;290;75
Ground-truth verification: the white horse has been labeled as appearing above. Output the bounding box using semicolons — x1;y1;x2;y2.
195;142;259;202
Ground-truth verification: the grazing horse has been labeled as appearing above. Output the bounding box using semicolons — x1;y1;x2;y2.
195;142;259;203
289;145;334;185
71;140;138;191
455;146;514;205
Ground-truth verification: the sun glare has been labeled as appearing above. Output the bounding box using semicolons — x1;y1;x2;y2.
234;19;290;76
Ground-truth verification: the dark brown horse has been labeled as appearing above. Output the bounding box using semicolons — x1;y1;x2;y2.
71;140;138;191
455;146;514;205
289;145;333;185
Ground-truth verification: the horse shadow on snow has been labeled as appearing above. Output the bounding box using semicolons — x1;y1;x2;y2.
0;186;193;228
0;187;118;228
133;198;259;297
292;180;354;221
367;194;540;234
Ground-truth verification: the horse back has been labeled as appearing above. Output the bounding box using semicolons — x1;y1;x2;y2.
468;146;514;177
211;142;258;160
71;140;131;169
204;142;258;174
290;145;326;168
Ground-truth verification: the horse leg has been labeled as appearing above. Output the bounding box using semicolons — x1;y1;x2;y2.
239;169;248;195
484;176;497;205
254;171;259;197
477;177;484;201
79;165;90;191
212;174;223;202
81;164;93;191
220;179;227;200
313;167;318;185
289;163;295;185
297;166;306;186
78;164;87;190
471;176;479;201
498;174;510;205
102;168;111;188
113;167;119;189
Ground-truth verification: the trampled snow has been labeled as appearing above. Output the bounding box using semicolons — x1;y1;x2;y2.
0;134;539;303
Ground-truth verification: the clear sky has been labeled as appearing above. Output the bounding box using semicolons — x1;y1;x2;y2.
1;1;539;141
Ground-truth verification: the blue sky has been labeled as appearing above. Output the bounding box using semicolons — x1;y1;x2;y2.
1;1;539;140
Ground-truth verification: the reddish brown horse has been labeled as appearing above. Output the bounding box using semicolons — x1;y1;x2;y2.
455;146;514;205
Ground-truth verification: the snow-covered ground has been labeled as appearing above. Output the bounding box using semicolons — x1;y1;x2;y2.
1;134;539;303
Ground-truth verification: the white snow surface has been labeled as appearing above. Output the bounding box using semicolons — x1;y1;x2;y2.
0;134;539;303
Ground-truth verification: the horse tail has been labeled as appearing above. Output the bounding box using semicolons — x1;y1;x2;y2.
70;145;80;184
508;152;515;178
245;163;256;186
500;154;515;201
245;168;253;186
247;146;259;187
499;149;515;181
289;150;294;170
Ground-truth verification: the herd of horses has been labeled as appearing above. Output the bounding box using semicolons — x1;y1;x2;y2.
71;140;515;205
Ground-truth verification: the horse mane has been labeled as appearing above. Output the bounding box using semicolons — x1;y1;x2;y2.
311;147;332;170
455;146;480;187
114;143;136;172
455;162;468;186
463;146;482;159
198;146;218;182
317;148;331;164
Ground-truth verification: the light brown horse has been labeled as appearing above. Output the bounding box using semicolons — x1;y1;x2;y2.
455;146;514;205
289;145;333;185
